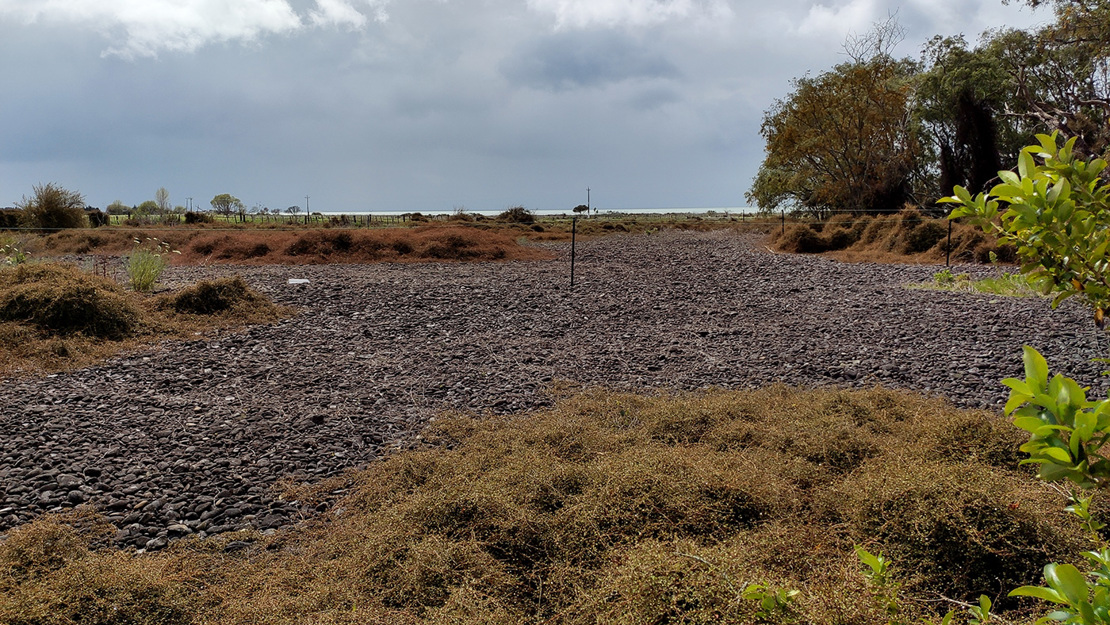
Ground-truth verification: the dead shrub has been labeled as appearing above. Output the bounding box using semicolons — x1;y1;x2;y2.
776;223;826;253
158;276;276;317
0;263;139;339
902;220;948;254
0;387;1079;623
820;461;1079;602
0;512;198;624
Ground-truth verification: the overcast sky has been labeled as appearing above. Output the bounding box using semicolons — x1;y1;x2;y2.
0;0;1047;213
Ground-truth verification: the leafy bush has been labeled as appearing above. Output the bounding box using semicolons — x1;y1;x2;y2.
497;206;535;224
943;132;1110;325
16;183;88;230
184;211;213;224
0;263;139;339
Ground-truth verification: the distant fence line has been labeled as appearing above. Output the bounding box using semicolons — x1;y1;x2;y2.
1;207;949;234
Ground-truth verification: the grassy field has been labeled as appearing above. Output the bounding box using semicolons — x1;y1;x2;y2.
0;386;1074;624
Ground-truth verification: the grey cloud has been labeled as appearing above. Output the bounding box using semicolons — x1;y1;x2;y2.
501;31;681;91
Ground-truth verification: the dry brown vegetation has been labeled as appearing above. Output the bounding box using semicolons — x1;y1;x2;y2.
770;207;1015;264
17;215;763;265
0;386;1082;624
29;226;551;265
0;263;290;376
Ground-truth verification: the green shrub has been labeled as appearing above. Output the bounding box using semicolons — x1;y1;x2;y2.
0;263;139;339
184;211;213;224
16;183;88;230
944;132;1110;324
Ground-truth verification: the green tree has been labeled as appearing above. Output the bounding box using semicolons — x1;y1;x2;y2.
748;56;922;217
991;0;1110;157
210;193;243;217
16;183;88;230
135;200;159;216
748;20;923;217
915;35;1031;198
106;200;130;215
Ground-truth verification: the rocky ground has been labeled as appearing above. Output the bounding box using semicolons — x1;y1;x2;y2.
2;230;1107;549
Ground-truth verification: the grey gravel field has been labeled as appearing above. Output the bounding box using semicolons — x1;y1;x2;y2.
2;229;1107;549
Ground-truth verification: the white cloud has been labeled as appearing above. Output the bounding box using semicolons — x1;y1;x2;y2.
309;0;389;28
527;0;730;29
796;0;881;40
0;0;389;58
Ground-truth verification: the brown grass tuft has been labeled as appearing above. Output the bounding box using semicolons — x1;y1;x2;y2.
770;207;1015;264
0;386;1083;623
0;262;292;376
0;263;140;339
157;276;281;320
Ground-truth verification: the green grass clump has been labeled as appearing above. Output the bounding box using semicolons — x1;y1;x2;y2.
0;387;1081;624
912;268;1041;298
126;238;177;292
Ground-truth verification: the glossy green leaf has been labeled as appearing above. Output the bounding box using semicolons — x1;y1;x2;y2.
1014;416;1046;433
1046;563;1089;605
1010;585;1066;603
1042;446;1074;464
1024;346;1050;389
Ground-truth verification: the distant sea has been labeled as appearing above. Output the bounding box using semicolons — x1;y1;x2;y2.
317;206;758;217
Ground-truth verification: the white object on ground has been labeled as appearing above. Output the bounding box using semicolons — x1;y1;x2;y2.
287;279;310;284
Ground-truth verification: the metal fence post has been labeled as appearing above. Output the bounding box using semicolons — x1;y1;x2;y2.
570;217;577;288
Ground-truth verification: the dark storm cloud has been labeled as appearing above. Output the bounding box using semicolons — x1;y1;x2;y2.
501;31;681;91
0;0;1051;212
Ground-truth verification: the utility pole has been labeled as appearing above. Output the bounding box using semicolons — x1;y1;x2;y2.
186;197;193;211
305;195;310;225
587;187;590;216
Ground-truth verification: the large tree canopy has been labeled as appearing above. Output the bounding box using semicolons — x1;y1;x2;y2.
747;56;921;217
750;4;1110;215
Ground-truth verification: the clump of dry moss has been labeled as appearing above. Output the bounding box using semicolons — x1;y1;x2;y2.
770;207;1016;263
0;386;1081;624
0;263;140;339
0;263;290;375
157;276;278;319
